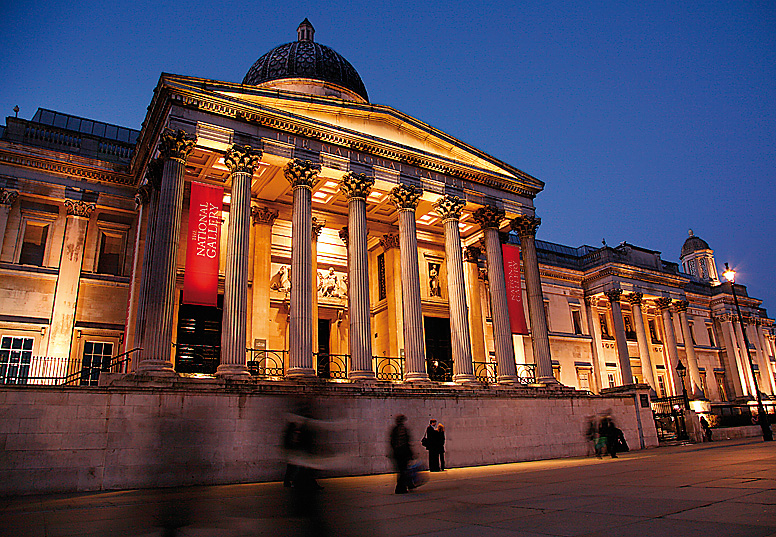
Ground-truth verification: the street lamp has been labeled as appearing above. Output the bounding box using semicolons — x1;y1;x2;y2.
722;263;773;442
676;360;690;411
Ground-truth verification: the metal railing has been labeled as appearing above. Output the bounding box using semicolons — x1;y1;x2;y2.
428;359;452;382
515;364;538;385
473;361;498;383
375;356;404;381
315;353;349;380
1;348;140;386
246;349;287;378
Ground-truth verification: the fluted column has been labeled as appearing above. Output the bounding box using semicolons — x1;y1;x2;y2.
216;145;260;378
675;300;704;398
380;233;404;357
733;320;757;395
605;289;633;385
626;293;655;390
473;205;517;383
285;159;320;378
0;189;19;255
340;172;375;380
390;184;428;382
463;247;487;363
719;316;746;398
510;214;553;383
434;195;475;383
250;206;278;349
655;298;682;396
138;130;195;374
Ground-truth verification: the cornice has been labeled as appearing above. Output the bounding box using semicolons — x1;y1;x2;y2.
539;265;584;284
581;263;690;288
0;145;134;186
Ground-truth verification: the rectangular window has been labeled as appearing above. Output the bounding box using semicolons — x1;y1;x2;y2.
707;325;715;347
699;372;708;398
688;321;697;345
715;373;728;401
552;364;561;381
657;375;666;397
624;315;636;340
19;223;48;266
571;309;583;335
599;313;612;339
577;369;590;390
607;373;616;388
377;253;386;301
80;341;114;386
97;231;124;275
0;336;34;385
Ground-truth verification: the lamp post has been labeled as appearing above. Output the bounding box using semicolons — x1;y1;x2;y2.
722;263;773;442
676;360;691;411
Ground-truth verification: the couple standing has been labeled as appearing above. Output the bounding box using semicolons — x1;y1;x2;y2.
423;419;446;472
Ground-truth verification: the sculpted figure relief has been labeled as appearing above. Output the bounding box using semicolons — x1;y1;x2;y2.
319;267;340;297
429;263;442;297
270;266;292;292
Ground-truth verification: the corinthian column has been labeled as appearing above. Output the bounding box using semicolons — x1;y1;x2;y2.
605;289;633;385
510;214;554;384
138;130;196;375
655;298;682;395
0;189;19;253
675;300;703;398
285;159;320;378
626;293;655;390
434;195;475;383
463;246;487;363
473;205;517;383
390;184;428;382
339;172;375;380
217;145;260;378
250;206;278;350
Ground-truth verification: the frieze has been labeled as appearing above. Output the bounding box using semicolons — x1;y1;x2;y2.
0;149;133;185
158;129;196;163
339;171;374;200
380;233;399;251
389;184;422;211
510;215;541;238
0;188;19;207
284;158;321;190
433;195;466;221
472;205;505;229
251;206;278;226
64;199;95;219
224;144;262;175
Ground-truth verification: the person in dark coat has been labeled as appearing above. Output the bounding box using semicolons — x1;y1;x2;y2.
389;414;413;494
424;419;440;471
599;416;618;458
436;423;446;471
700;415;713;442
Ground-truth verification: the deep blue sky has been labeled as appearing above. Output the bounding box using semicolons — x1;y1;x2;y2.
2;1;774;311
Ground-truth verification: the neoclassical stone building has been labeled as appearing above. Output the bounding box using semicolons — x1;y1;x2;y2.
1;20;774;404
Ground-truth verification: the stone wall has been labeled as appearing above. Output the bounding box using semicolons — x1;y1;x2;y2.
0;379;657;495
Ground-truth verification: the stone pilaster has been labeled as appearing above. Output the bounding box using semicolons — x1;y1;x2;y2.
583;296;604;392
655;298;683;396
463;246;487;365
473;205;517;383
434;195;475;383
675;300;704;398
389;184;428;382
605;289;633;385
0;189;19;256
380;233;403;357
311;216;325;360
732;320;757;396
510;214;554;383
626;293;656;390
217;145;261;378
285;159;320;378
719;315;746;398
46;200;95;362
250;206;278;350
138;130;196;375
340;172;375;380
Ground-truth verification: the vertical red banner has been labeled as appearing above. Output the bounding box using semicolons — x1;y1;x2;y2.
502;243;529;335
183;182;223;306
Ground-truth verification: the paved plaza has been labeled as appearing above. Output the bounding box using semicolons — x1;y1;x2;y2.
2;438;775;537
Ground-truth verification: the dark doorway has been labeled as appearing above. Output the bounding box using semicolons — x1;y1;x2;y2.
424;316;452;382
317;319;331;378
175;293;223;374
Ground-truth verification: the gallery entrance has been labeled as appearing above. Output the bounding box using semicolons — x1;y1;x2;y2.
424;316;452;382
175;293;223;374
316;319;331;378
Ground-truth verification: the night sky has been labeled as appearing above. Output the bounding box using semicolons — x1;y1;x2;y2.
2;1;774;311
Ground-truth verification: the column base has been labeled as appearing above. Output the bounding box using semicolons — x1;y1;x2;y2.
349;370;377;381
404;372;431;382
453;374;478;385
136;360;177;377
538;376;560;385
497;375;518;385
215;364;251;379
286;367;316;378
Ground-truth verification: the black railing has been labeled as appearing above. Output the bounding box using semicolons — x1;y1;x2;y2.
246;349;287;378
428;359;452;382
515;363;537;385
316;353;349;379
0;348;140;386
64;347;139;386
375;356;404;381
473;361;498;383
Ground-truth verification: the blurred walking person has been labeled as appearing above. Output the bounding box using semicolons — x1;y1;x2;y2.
389;414;413;494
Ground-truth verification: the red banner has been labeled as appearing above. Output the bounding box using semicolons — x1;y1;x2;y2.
183;182;223;306
502;244;529;335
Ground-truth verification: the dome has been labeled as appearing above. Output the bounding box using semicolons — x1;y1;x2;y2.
243;19;369;102
681;229;711;258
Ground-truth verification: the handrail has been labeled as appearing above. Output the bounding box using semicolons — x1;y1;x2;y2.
61;347;141;386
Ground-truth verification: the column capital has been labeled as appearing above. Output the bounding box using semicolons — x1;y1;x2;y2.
675;300;689;313
389;183;422;211
339;226;349;247
251;206;278;226
472;205;504;229
605;289;623;304
509;214;541;238
0;188;19;207
380;232;399;251
224;144;262;175
64;199;95;219
625;292;643;306
284;158;321;190
433;195;466;222
146;157;164;191
339;171;374;199
135;183;153;208
158;129;196;163
655;297;673;311
311;216;326;240
584;295;597;307
463;245;481;263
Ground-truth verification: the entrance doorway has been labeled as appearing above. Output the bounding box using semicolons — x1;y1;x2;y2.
424;316;452;382
317;319;331;378
175;294;223;374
